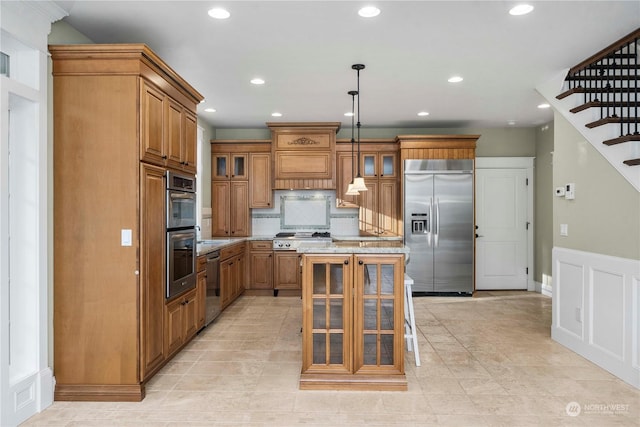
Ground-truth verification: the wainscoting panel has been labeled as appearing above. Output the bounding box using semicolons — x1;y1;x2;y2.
555;259;584;340
552;247;640;389
590;269;624;360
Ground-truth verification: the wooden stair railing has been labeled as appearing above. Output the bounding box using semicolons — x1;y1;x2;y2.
556;28;640;166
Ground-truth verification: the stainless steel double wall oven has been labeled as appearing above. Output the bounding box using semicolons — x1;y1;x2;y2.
166;171;197;299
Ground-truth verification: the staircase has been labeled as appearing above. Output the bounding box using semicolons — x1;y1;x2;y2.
537;28;640;191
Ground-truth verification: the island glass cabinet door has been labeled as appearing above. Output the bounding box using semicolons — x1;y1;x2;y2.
302;254;404;377
302;254;352;374
353;255;404;375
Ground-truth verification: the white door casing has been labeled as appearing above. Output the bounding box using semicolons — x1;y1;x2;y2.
475;158;534;291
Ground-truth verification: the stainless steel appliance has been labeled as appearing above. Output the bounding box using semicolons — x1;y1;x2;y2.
204;250;221;325
272;231;332;250
166;229;197;299
167;171;196;229
166;171;197;299
404;159;474;295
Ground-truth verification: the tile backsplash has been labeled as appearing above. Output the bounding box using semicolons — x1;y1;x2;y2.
252;190;358;236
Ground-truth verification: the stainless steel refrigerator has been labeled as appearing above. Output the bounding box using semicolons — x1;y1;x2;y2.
404;159;474;295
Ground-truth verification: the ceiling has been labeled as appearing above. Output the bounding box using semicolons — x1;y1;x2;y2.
52;1;639;130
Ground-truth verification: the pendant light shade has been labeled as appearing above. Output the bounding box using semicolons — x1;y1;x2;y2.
345;183;360;195
351;176;368;192
352;63;368;192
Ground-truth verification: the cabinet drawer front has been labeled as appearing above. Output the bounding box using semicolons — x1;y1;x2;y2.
250;241;272;250
220;242;246;260
275;133;331;150
275;152;332;179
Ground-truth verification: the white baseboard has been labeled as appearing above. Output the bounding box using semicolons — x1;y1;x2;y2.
552;247;640;389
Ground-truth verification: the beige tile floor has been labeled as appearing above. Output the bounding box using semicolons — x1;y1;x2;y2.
23;292;639;426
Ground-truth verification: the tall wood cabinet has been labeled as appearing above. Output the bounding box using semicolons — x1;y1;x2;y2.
51;44;203;401
211;141;271;237
300;253;406;390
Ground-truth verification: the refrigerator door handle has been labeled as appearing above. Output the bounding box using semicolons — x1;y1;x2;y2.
434;197;440;247
428;198;433;246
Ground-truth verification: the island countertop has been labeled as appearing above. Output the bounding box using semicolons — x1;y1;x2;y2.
295;239;409;255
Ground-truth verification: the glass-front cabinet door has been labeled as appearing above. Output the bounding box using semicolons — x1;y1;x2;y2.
354;255;404;375
211;153;248;180
212;154;230;180
361;152;397;178
302;255;352;374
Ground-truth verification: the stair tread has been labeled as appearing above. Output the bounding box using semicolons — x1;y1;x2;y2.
566;75;640;81
570;101;640;113
603;134;640;146
623;158;640;166
557;86;637;99
586;116;638;128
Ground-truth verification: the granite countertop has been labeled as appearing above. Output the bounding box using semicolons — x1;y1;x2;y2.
196;235;408;256
295;240;409;255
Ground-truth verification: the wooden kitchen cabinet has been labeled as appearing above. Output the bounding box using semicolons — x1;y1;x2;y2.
141;81;197;174
361;152;397;179
249;241;273;290
220;242;246;309
212;181;250;237
300;254;406;391
139;164;167;382
249;152;272;208
212;153;248;180
357;144;400;236
51;44;203;401
274;252;302;290
335;151;359;208
164;288;198;359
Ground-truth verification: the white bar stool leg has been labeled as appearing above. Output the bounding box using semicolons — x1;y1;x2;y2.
404;275;420;367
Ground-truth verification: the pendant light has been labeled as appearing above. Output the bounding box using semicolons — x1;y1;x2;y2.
351;63;368;192
345;90;360;196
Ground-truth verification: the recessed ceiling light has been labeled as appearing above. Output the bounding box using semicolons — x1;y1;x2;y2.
417;111;430;117
509;4;534;16
448;76;463;83
538;103;551;109
250;78;265;85
358;6;381;18
271;112;283;117
204;108;216;113
208;8;230;19
344;112;354;117
508;120;516;125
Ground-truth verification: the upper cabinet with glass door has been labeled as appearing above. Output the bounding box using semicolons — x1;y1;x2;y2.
361;152;397;179
211;153;248;180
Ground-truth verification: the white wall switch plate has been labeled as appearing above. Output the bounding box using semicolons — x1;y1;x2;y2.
560;224;568;236
121;229;132;246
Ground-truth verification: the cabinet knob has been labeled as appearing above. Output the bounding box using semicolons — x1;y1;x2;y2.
358;260;364;265
344;260;349;265
162;155;167;160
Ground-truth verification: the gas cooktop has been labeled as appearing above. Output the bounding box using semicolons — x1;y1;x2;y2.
273;231;332;250
274;231;331;239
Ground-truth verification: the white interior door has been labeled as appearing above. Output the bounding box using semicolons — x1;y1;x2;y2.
475;168;528;290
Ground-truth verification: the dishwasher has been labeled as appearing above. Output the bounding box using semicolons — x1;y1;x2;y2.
204;250;221;325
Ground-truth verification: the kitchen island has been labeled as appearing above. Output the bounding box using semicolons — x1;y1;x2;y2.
297;241;409;391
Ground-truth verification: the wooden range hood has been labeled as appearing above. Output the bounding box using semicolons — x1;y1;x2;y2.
267;122;341;190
